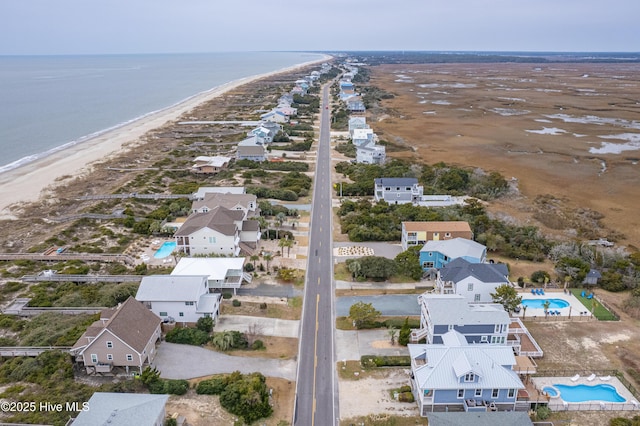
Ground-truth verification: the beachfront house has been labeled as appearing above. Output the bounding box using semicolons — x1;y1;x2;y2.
191;192;257;216
70;297;162;375
401;221;473;251
411;294;509;345
351;128;375;147
409;330;525;415
192;186;246;200
356;141;386;165
136;275;221;323
71;393;170;426
436;257;510;303
174;205;260;256
171;257;248;294
190;155;232;174
374;177;424;205
236;135;267;161
346;96;366;113
260;110;289;123
419;238;486;270
247;121;283;144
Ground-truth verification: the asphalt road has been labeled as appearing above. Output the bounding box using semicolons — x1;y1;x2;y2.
293;85;338;426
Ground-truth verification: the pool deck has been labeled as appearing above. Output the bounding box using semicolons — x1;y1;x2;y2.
515;290;592;319
532;376;640;411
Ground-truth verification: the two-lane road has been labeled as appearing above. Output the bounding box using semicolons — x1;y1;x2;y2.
294;84;338;426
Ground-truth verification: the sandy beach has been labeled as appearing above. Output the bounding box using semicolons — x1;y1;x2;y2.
0;56;329;220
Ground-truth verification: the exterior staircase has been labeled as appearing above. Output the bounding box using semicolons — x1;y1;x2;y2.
410;327;428;343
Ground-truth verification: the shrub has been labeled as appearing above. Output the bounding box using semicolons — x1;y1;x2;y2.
232;299;241;307
165;327;210;346
536;406;551;420
196;316;214;333
398;385;412;393
259;302;267;310
360;355;411;368
252;340;265;350
398;391;414;403
149;379;189;395
196;377;228;395
222;293;232;299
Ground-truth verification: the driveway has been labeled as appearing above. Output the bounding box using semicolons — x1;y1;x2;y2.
336;295;420;316
333;242;404;260
335;329;409;362
153;342;297;381
216;315;299;338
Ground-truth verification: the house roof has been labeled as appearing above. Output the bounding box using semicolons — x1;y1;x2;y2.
197;293;222;314
192;186;245;199
192;192;256;212
72;297;161;354
72;392;168;426
408;331;523;391
421;294;509;326
171;257;245;281
403;221;472;233
192;155;231;168
374;177;419;186
352;128;374;140
237;144;267;157
421;238;486;261
174;206;244;237
242;219;260;231
439;257;509;283
136;275;209;302
426;412;534;426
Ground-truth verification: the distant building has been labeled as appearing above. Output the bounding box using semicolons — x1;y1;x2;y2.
191;155;232;174
374;177;424;205
401;221;473;251
419;238;486;270
355;141;386;165
71;392;169;426
436;257;510;304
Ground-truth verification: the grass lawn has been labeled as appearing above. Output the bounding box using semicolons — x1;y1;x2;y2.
571;288;618;321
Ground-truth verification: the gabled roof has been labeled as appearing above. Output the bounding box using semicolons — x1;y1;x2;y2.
175;206;244;237
374;177;419;186
408;331;523;391
192;186;245;199
72;392;168;426
72;297;161;354
192;155;231;168
192;192;256;213
171;257;246;281
439;257;509;283
136;275;209;302
421;238;486;261
403;221;472;233
426;412;534;426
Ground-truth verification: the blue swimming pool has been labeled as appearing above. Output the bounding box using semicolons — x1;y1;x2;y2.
153;241;176;258
544;384;626;403
521;298;570;309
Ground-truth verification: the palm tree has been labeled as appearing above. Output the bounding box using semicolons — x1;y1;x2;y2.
543;300;551;316
275;212;287;239
387;327;398;345
212;331;234;351
279;237;294;257
263;253;273;272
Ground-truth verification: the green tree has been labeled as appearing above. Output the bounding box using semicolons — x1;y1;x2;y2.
543;300;551;315
212;331;235;351
196;316;214;333
394;247;423;280
348;302;381;329
490;284;523;313
398;317;411;346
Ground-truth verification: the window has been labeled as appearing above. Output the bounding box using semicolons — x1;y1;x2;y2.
385;187;391;191
106;341;113;348
159;312;167;317
508;388;516;398
445;232;451;237
474;294;481;302
457;389;464;399
492;389;499;398
494;324;501;333
468;283;474;292
422;262;434;268
480;335;488;343
475;389;482;397
90;354;98;363
126;354;133;361
179;312;184;317
448;324;455;331
107;354;113;361
208;236;216;244
464;373;475;382
185;301;194;306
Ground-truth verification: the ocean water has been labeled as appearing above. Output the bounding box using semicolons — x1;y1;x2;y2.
0;52;325;173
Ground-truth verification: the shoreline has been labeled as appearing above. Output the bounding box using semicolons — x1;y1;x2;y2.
0;55;330;220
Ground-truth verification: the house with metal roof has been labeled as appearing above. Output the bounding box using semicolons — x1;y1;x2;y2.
409;330;525;415
436;257;510;303
136;275;221;324
71;392;170;426
374;177;424;205
401;221;473;251
71;297;162;375
356;140;386;165
171;257;247;294
191;192;257;217
348;116;368;137
351;128;375;147
425;411;533;426
411;294;510;345
192;186;246;200
236;135;268;161
419;238;487;270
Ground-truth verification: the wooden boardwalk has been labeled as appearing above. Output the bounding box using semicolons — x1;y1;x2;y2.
0;253;134;264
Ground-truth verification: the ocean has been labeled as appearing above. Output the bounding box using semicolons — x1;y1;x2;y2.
0;52;325;173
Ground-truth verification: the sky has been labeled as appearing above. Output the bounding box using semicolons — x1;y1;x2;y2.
1;0;638;55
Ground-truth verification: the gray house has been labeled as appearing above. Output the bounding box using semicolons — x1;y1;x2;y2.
71;392;169;426
374;177;424;205
412;294;510;345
